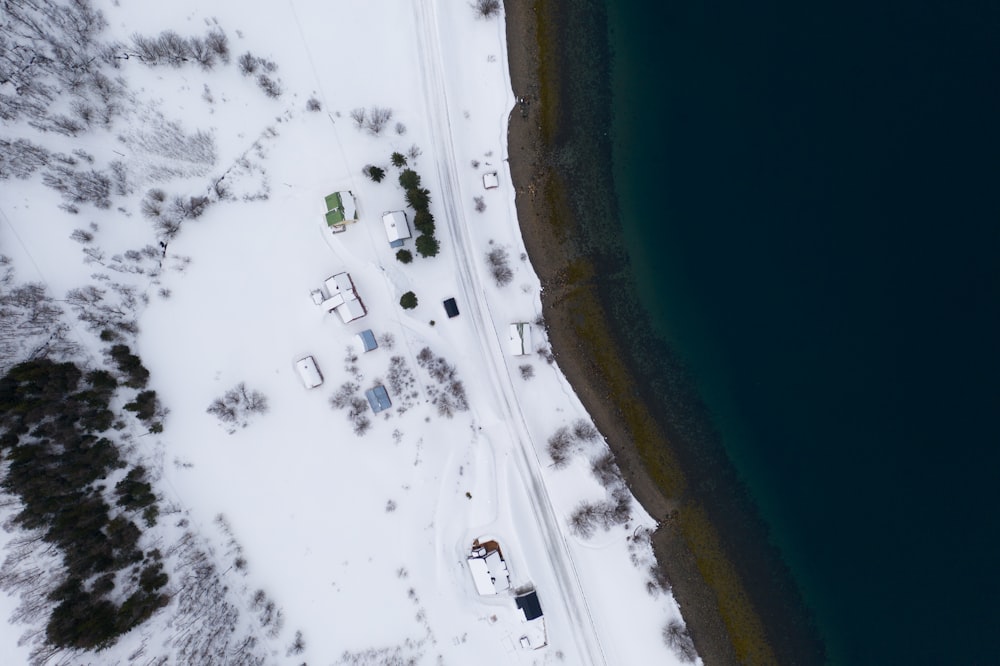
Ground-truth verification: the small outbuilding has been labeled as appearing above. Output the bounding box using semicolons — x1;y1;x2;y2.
365;386;391;413
294;356;323;389
443;297;459;318
482;171;499;190
382;210;411;248
508;323;531;356
357;329;378;353
515;590;543;622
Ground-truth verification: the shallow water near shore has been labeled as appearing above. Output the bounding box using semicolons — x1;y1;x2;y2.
603;1;1000;664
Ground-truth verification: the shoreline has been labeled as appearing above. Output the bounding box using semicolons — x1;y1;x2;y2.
502;1;781;664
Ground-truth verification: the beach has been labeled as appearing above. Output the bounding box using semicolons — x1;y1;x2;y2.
502;1;792;663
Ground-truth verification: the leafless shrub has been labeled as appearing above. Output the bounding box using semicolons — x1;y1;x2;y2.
365;106;393;136
519;364;534;380
573;418;599;442
590;451;621;488
378;332;396;350
486;246;513;286
286;630;306;656
385;500;397;513
350;107;366;129
568;490;631;538
238;51;260;75
663;619;697;663
474;196;486;213
395;121;407;135
348;397;372;435
471;159;480;169
70;228;94;244
206;29;230;63
547;427;573;469
330;382;359;410
408;143;423;161
256;74;282;99
306;97;322;112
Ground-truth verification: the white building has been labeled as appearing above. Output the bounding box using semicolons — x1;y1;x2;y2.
381;210;411;248
294;356;323;389
318;272;367;323
466;540;510;595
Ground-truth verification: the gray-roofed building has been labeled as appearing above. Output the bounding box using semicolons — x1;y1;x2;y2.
365;386;391;413
357;329;378;352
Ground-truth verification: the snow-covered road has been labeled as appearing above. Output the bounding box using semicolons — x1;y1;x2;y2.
412;1;607;664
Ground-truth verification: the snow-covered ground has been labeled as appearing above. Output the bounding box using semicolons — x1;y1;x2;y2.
0;1;695;664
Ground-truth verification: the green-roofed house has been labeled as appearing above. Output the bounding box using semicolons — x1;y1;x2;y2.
324;191;358;231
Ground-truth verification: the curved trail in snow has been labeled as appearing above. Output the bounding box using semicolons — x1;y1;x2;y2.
411;2;607;664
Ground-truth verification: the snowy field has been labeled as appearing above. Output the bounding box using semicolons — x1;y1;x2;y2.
0;1;696;664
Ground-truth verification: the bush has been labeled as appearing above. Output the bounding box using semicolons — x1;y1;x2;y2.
405;187;431;212
364;165;386;182
399;168;421;189
396;249;413;264
415;234;440;258
399;291;418;309
413;209;435;235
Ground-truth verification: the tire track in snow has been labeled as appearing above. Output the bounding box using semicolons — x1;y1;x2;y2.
411;2;607;664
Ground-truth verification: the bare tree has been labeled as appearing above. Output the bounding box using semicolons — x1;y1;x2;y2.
206;382;269;432
486;246;513;286
662;619;697;663
472;0;502;19
349;107;366;129
365;106;393;136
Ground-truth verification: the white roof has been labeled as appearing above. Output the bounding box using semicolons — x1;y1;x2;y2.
335;297;366;323
382;210;411;243
325;272;355;296
466;550;510;595
467;557;496;596
483;171;499;189
294;356;323;389
508;323;531;356
320;293;345;312
337;191;357;220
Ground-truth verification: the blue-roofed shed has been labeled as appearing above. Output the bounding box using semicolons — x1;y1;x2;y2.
357;329;378;352
515;590;543;621
365;386;391;413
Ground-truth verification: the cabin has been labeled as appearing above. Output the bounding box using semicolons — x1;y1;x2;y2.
356;329;378;353
382;210;411;248
515;590;543;622
365;385;391;413
508;323;531;356
325;191;358;230
443;297;459;318
482;171;499;190
294;356;323;389
318;272;367;324
466;539;510;595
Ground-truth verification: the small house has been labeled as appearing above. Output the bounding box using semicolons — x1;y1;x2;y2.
508;323;531;356
443;297;459;318
483;172;499;190
295;356;323;389
365;385;391;413
382;210;411;248
357;329;378;353
325;191;358;229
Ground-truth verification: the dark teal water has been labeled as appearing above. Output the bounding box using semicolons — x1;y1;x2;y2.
602;1;1000;664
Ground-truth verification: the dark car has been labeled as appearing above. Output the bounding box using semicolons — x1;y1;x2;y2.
443;297;459;318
